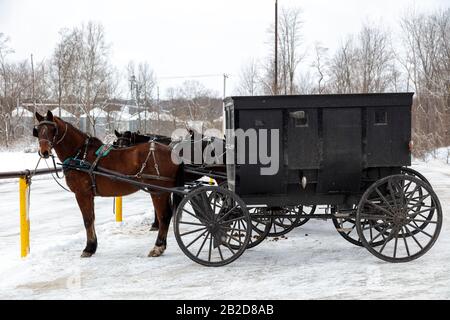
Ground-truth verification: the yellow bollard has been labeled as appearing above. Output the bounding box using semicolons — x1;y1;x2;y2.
19;176;30;258
115;197;123;222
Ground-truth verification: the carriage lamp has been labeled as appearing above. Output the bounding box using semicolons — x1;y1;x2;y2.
301;176;307;189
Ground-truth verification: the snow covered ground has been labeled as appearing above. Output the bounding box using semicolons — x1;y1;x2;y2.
0;150;449;299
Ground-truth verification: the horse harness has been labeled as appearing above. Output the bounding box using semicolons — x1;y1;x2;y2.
33;120;68;148
63;139;175;196
35;120;174;196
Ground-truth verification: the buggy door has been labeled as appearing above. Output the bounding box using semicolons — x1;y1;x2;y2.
237;110;284;195
317;108;362;193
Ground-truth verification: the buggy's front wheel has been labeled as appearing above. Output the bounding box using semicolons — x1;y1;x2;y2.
174;186;251;266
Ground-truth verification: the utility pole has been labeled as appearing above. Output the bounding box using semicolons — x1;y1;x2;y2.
274;0;278;95
223;74;229;99
30;54;36;114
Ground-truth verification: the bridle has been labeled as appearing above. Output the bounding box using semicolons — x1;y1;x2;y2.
33;120;68;151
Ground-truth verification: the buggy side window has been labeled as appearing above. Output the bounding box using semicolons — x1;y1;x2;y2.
374;110;387;125
290;110;308;127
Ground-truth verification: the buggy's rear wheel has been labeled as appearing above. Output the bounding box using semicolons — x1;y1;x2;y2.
401;167;431;186
247;208;272;249
332;206;385;247
174;186;251;266
356;175;442;263
268;207;301;237
294;205;316;227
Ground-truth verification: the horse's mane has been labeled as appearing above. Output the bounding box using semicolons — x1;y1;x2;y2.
55;117;103;146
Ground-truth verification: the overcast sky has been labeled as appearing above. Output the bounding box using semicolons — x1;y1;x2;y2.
0;0;448;98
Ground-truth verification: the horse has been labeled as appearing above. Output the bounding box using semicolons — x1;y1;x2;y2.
114;130;172;148
33;110;181;258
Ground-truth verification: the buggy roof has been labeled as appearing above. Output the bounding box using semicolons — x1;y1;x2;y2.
224;92;414;110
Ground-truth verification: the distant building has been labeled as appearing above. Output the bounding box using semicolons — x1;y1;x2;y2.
80;107;108;138
50;107;77;125
11;107;34;137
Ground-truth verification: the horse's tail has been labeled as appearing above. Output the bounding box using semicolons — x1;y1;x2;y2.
171;163;185;214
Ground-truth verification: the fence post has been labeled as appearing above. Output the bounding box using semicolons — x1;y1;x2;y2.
19;176;30;258
115;197;123;222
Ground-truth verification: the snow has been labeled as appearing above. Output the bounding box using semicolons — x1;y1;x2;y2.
50;108;76;119
80;108;108;119
0;151;449;299
129;111;174;122
11;107;34;118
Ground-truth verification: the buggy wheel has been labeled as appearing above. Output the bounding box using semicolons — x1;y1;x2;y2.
294;205;316;228
268;207;301;237
356;175;442;263
401;167;434;236
332;206;385;247
174;186;251;267
247;208;272;249
401;167;431;186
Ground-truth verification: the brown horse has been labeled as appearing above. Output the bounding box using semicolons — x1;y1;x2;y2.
34;110;180;258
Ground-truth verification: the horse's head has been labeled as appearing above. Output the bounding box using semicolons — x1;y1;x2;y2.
34;110;66;159
114;129;133;147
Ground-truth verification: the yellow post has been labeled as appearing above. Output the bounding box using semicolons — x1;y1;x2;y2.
19;176;30;258
115;197;123;222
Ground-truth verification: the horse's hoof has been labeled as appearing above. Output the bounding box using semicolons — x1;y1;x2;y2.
148;245;166;257
150;226;159;231
81;251;94;258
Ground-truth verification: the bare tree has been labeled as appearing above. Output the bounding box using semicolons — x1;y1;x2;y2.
262;6;304;95
329;23;395;94
400;8;450;156
51;28;81;117
311;43;329;93
236;59;260;96
329;37;358;93
74;22;114;136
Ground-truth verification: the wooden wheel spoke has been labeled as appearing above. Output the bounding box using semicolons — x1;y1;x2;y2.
364;201;394;217
404;225;423;249
180;227;207;237
179;221;205;226
196;231;210;257
375;187;395;212
407;222;433;238
401;228;410;257
216;204;239;223
378;228;397;254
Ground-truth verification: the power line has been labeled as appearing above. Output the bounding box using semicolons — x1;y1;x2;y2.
158;73;229;80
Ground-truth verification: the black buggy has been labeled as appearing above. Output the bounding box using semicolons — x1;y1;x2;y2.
171;93;442;266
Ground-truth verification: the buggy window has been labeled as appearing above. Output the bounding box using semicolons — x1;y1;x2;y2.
374;110;387;125
290;110;308;127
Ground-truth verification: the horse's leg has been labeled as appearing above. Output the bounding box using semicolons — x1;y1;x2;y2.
148;193;172;257
75;192;97;258
150;209;159;231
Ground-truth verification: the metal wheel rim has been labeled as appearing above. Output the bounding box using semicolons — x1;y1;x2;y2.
174;186;251;266
356;175;442;263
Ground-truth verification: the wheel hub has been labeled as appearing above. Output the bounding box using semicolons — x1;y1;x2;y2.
393;208;407;226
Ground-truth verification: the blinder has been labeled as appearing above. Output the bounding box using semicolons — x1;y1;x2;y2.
33;120;59;138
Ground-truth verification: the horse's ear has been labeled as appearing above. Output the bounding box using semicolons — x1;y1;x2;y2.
35;112;44;122
114;129;120;137
46;110;54;121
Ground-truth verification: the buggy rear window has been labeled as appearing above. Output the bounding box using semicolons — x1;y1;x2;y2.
374;110;387;125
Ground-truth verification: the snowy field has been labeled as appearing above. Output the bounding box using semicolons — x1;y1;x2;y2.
0;150;449;300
